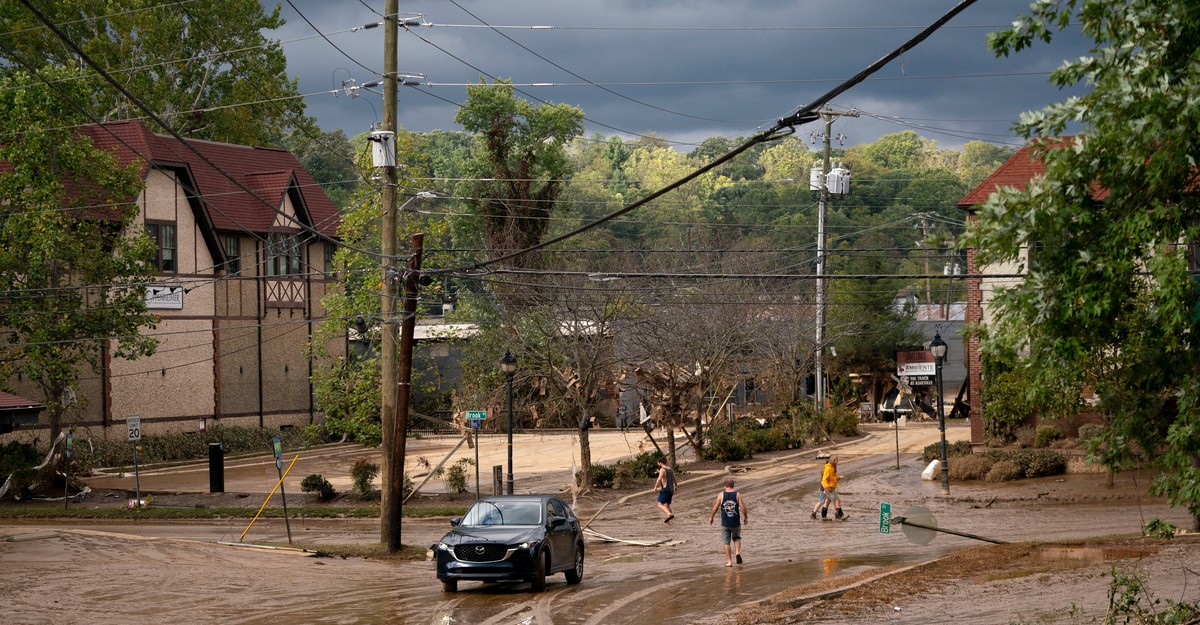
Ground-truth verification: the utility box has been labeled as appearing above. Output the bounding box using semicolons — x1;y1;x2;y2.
208;442;224;493
369;129;396;168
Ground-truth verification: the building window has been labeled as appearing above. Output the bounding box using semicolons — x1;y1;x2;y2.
224;235;241;274
324;242;336;276
146;222;176;273
267;232;302;277
744;378;757;404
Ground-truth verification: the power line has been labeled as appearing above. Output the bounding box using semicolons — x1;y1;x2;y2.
426;0;983;276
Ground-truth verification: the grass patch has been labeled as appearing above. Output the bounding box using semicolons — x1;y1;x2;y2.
0;504;468;521
253;541;429;562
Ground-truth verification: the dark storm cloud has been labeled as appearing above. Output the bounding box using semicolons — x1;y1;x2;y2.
274;0;1089;149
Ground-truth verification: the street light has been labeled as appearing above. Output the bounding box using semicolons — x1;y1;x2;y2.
929;332;950;496
500;351;517;495
399;190;436;212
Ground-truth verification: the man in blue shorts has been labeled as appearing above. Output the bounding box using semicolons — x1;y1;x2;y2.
653;457;676;524
709;477;748;566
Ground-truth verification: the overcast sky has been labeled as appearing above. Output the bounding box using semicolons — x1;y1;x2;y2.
271;0;1089;151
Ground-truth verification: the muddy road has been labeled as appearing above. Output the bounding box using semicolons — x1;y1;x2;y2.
2;423;1193;625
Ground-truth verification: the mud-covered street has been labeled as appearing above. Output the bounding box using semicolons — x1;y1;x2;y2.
2;423;1196;625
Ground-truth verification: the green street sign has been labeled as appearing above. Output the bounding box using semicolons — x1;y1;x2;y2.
466;410;487;422
880;502;892;534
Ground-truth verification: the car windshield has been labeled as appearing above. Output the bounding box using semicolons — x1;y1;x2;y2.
460;500;543;526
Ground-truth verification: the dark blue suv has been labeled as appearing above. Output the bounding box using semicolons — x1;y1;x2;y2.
435;495;585;592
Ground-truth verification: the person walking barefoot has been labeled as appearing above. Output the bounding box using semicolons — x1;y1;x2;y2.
709;477;748;566
653;457;676;524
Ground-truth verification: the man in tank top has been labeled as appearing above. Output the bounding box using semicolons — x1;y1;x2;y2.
709;477;748;567
653;457;677;524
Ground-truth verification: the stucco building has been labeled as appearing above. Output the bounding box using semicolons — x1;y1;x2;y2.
6;121;341;439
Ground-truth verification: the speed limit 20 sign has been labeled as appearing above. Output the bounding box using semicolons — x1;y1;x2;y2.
126;415;142;442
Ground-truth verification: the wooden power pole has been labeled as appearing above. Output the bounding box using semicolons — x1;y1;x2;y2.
379;0;401;551
814;108;858;414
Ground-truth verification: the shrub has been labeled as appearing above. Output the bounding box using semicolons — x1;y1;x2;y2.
921;440;974;464
825;407;861;437
1076;423;1104;442
442;458;473;493
69;425;306;472
624;450;664;479
351;458;379;500
703;428;750;462
948;455;992;481
1014;449;1067;477
301;423;329;448
985;460;1023;482
582;464;615;489
613;463;640;489
1034;425;1063;448
1014;425;1037;448
300;474;336;500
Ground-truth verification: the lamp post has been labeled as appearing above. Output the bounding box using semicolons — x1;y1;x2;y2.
929;332;950;496
500;351;517;495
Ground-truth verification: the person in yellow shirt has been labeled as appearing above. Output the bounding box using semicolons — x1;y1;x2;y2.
819;455;845;520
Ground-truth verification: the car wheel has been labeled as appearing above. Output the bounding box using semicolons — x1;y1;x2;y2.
531;550;548;592
565;545;584;585
442;579;457;593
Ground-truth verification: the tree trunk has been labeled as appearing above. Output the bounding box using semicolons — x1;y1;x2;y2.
667;426;677;467
577;422;593;490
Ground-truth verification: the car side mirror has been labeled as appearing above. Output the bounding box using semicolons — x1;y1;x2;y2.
450;517;461;526
549;515;568;528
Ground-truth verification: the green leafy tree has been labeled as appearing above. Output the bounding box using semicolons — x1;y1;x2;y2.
0;0;307;145
277;128;359;209
309;131;450;445
970;0;1200;528
0;70;159;445
858;130;926;170
453;79;584;268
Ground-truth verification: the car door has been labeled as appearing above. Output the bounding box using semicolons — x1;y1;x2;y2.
545;498;574;570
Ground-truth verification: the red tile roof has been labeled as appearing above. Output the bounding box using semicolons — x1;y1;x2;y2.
79;121;339;237
0;391;44;410
957;137;1108;209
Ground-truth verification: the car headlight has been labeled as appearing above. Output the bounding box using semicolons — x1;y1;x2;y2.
437;542;452;551
518;541;540;550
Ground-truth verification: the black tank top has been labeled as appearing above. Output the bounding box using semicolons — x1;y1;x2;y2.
720;490;740;528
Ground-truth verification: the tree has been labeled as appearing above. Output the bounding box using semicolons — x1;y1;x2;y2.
453;79;584;267
623;288;765;465
309;130;451;445
277;128;359;210
970;0;1200;528
0;70;159;445
514;275;634;490
0;0;307;146
858;131;926;170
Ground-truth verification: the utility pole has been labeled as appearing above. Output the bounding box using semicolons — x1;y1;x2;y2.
814;108;858;415
918;213;933;316
379;0;401;551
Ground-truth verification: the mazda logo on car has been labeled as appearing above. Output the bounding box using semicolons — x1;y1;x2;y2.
475;546;485;554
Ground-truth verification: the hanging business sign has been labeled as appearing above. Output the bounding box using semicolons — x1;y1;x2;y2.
897;351;935;386
145;285;185;310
